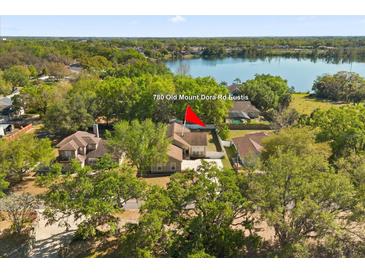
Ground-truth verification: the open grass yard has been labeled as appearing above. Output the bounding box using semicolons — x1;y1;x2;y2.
143;176;170;188
289;93;347;115
10;177;48;196
228;129;272;141
221;156;232;169
207;132;218;152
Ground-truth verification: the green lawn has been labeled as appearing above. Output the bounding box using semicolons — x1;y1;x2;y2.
228;129;272;141
289;93;346;115
207;132;218;152
221;156;232;169
222;145;237;169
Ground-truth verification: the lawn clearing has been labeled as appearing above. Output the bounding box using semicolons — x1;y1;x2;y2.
207;132;218;152
228;129;272;141
222;156;232;169
143;176;170;188
289;93;347;115
10;177;48;196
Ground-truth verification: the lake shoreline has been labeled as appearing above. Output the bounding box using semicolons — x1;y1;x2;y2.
165;56;364;91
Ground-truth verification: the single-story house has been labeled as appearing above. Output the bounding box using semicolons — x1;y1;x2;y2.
232;132;269;165
226;101;261;125
228;84;241;97
151;144;183;174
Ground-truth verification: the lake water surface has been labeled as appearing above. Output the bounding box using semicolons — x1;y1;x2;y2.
165;57;365;91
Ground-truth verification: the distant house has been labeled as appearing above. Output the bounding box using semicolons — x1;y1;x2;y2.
69;63;83;74
0;96;12;117
228;84;241;96
232;132;269;165
226;101;261;125
0;124;14;137
56;126;120;167
150;122;208;174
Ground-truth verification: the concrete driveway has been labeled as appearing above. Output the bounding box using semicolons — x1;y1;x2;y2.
29;209;80;258
181;159;223;171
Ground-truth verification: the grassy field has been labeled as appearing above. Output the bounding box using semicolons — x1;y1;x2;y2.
289;93;346;115
144;176;170;188
221;155;232;169
207;132;218;151
228;129;272;141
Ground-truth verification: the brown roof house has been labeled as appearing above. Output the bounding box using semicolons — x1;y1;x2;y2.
150;122;208;174
228;84;241;96
167;122;208;159
232;132;269;166
56;125;121;167
150;144;183;174
226;101;261;125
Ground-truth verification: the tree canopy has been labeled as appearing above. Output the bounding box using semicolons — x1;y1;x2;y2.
118;162;259;258
238;74;293;113
312;71;365;102
107;119;170;176
43;160;146;239
247;128;358;256
305;105;365;157
0;134;54;183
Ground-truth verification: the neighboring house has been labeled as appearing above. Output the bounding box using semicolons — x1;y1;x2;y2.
0;124;14;137
226;101;261;125
151;122;208;174
56;126;119;167
69;63;83;74
232;132;269;166
228;84;241;96
0;89;24;122
151;144;183;174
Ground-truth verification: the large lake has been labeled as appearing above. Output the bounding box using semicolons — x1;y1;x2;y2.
165;57;365;91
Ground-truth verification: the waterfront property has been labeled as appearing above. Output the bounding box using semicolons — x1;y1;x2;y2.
226;100;261;125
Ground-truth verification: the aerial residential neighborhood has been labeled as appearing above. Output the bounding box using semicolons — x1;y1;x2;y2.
1;15;365;262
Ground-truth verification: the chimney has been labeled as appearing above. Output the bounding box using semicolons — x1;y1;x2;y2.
93;124;99;138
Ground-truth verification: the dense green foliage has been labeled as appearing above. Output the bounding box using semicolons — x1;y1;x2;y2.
251;128;357;256
305;105;365;157
3;65;30;89
107;119;170;176
114;129;365;258
0;134;54;183
313;71;365;102
238;74;293;113
118;162;259;258
43;160;146;239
